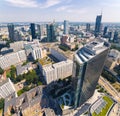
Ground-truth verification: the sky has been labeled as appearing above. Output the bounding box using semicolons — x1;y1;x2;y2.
0;0;120;22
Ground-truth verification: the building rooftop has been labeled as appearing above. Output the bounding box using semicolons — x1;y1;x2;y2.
76;39;110;64
16;63;33;76
108;49;120;60
39;56;54;66
0;78;9;86
4;86;46;115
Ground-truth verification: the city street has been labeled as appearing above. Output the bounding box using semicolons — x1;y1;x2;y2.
98;76;120;103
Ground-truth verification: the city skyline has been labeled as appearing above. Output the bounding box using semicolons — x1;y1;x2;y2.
0;0;120;22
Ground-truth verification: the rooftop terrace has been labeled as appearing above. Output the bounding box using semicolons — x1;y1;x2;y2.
75;39;110;64
39;56;56;66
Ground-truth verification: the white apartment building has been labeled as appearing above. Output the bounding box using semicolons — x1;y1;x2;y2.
0;50;27;69
43;60;73;84
0;78;16;99
10;41;27;52
31;46;43;60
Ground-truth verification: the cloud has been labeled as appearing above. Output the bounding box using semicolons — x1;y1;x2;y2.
66;8;87;14
5;0;65;8
40;0;62;8
56;5;72;11
102;3;120;7
5;0;38;8
56;5;87;14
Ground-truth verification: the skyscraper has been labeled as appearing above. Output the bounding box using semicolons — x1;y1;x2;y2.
113;31;118;43
72;39;110;108
95;15;102;37
86;23;90;32
103;26;108;36
108;31;114;41
46;23;56;42
64;20;69;34
8;24;14;41
37;24;45;40
30;23;36;39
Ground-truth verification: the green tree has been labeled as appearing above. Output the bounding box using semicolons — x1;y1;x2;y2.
0;98;4;110
0;67;4;75
16;75;23;82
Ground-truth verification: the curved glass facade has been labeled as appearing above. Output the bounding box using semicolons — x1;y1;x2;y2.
73;41;110;108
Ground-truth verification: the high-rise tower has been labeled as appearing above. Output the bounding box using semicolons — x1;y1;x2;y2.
72;39;110;108
95;15;102;37
103;26;108;36
30;23;36;40
46;23;56;42
8;24;14;41
64;20;69;34
86;23;90;32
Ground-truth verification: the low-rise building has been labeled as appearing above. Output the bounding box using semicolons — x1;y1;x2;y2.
105;49;120;70
24;40;40;56
0;50;27;69
10;41;26;52
31;46;43;60
3;86;56;116
0;78;16;99
24;40;46;60
16;63;33;76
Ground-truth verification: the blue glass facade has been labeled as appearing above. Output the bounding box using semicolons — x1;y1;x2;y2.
73;44;109;108
95;15;102;37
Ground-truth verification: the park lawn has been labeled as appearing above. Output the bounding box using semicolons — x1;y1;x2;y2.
92;96;114;116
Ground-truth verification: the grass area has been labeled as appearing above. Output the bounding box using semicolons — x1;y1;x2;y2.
39;56;53;66
17;89;25;96
6;70;11;78
92;96;114;116
112;82;120;92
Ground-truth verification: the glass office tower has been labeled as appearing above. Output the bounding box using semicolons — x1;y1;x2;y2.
46;23;56;42
30;23;36;40
8;24;14;41
64;20;69;35
72;39;110;108
95;15;102;37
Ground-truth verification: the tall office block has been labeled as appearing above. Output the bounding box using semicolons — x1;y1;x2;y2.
64;20;69;34
95;15;102;37
46;23;56;42
86;23;90;32
103;26;108;36
37;24;45;40
108;31;114;41
113;31;118;43
30;23;36;39
8;24;14;41
72;39;110;108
